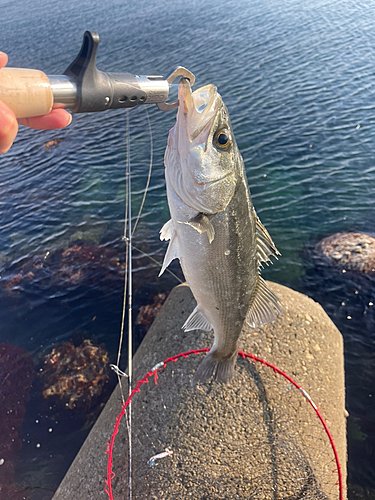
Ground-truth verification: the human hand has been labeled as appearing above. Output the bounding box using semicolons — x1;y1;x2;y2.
0;51;72;154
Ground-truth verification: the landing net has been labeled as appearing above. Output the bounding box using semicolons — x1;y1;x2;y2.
105;349;343;500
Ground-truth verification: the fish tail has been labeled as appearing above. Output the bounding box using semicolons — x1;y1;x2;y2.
215;355;237;383
192;350;237;387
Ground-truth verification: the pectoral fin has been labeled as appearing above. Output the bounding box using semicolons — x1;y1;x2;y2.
182;305;213;332
159;219;174;241
246;276;282;328
181;213;215;244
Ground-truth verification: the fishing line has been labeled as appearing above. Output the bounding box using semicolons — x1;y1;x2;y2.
126;107;133;500
115;110;130;407
111;104;185;500
128;243;183;284
114;106;155;500
128;108;183;283
132;108;153;237
116;107;155;406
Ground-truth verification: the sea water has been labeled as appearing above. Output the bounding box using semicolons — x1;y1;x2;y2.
1;0;375;497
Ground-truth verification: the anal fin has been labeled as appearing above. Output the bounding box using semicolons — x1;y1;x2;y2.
246;276;282;328
182;305;212;332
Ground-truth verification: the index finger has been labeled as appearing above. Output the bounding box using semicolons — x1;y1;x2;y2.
0;99;18;154
18;108;72;130
0;52;8;69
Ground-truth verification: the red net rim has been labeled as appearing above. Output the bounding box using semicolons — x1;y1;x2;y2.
105;348;343;500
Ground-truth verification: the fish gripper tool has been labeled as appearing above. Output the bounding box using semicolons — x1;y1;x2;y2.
0;31;195;119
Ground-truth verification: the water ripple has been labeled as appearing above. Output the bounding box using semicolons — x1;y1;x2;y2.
1;0;375;495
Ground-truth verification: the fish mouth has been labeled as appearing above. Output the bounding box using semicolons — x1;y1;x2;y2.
178;78;220;144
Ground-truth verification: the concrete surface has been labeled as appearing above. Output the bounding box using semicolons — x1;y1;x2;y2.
52;282;347;499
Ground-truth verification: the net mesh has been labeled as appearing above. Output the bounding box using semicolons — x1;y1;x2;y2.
106;350;342;500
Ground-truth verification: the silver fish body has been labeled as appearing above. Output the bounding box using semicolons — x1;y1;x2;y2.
160;79;281;385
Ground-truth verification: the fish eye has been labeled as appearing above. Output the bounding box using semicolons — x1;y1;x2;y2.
215;130;231;149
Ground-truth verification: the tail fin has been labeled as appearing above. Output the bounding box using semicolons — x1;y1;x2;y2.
192;351;237;387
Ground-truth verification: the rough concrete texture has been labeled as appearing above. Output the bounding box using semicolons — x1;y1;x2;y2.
52;282;347;500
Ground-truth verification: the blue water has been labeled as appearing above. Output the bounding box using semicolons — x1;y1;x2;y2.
1;0;375;497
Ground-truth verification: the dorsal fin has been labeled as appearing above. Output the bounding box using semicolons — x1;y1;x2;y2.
246;276;282;328
255;210;280;266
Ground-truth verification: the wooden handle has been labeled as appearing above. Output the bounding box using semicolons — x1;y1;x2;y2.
0;67;53;119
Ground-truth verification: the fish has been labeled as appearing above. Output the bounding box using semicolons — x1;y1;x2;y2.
159;78;282;385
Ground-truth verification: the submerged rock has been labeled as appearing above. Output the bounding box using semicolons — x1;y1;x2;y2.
0;343;34;500
348;484;375;500
0;242;125;296
44;138;63;151
315;232;375;274
39;340;109;410
136;292;170;329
